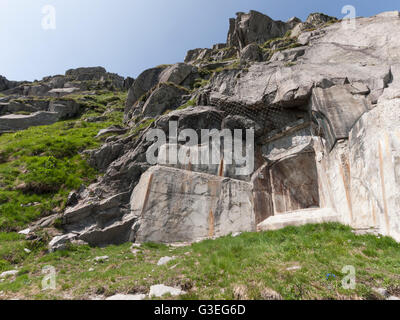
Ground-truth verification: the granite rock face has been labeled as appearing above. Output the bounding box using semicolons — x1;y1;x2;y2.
52;10;400;246
130;166;255;243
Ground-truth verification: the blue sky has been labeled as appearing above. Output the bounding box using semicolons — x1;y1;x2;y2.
0;0;398;81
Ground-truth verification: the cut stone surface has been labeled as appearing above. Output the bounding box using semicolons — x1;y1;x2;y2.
0;112;59;133
240;43;263;62
257;208;341;231
130;166;255;243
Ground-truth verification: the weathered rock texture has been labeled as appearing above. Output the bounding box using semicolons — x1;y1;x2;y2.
125;63;198;119
130;166;255;243
52;10;400;247
0;111;60;133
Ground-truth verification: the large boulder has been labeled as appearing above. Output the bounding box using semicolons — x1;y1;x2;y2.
23;84;52;96
2;98;50;114
125;66;167;112
240;43;263;62
126;63;198;115
62;192;136;246
158;63;198;87
65;67;107;81
184;48;213;64
63;67;125;89
49;99;81;119
130;166;255;243
142;83;187;117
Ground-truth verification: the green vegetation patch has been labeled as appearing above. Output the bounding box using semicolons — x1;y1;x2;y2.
0;119;118;231
177;99;196;110
0;223;399;300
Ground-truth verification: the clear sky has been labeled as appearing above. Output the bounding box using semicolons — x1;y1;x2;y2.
0;0;398;81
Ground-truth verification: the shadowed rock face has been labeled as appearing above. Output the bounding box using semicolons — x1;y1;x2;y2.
0;76;21;92
130;166;255;243
48;10;400;249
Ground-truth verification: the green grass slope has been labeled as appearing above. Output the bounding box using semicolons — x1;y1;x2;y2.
0;223;399;300
0;91;126;231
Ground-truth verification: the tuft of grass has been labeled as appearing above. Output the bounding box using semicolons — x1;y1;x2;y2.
155;64;172;69
193;78;210;89
284;62;297;67
177;99;196;110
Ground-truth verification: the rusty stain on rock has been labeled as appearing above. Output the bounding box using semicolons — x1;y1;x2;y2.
218;157;224;177
141;173;154;216
378;142;390;235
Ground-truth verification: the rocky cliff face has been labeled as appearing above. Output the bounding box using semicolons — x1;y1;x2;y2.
4;10;400;249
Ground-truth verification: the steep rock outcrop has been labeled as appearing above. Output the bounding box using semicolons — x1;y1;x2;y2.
54;11;400;247
125;63;198;119
227;10;291;49
142;83;188;117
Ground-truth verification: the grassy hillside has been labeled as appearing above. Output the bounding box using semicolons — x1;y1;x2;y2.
0;223;399;300
0;91;126;231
